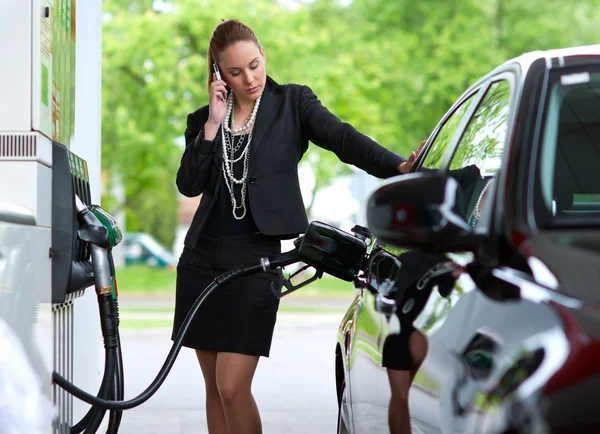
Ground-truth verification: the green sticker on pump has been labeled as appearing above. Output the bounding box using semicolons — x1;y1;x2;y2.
42;65;49;106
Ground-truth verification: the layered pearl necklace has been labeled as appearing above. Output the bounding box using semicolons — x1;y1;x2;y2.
221;92;261;220
469;178;495;228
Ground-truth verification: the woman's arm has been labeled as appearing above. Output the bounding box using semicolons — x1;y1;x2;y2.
298;85;407;179
176;110;219;197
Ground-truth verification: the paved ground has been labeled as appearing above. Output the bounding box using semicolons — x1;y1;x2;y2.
113;295;352;434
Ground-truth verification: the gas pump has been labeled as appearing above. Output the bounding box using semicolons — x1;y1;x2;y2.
0;1;104;432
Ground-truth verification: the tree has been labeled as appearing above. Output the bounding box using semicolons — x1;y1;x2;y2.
101;0;600;247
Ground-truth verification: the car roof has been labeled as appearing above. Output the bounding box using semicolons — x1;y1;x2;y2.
459;44;600;97
506;44;600;70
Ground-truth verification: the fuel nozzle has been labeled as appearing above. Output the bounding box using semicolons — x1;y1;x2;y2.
265;221;372;298
351;225;372;244
75;195;123;249
74;195;120;348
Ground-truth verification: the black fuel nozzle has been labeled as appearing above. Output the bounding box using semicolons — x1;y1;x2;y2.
270;265;324;298
263;248;301;270
351;224;372;244
75;195;110;249
74;196;119;349
263;222;373;298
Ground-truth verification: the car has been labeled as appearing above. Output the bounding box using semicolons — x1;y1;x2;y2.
335;45;600;434
122;232;178;269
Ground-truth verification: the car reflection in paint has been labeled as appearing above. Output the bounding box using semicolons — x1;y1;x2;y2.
335;45;600;434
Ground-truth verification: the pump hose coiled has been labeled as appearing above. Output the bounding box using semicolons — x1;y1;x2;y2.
68;249;124;433
106;248;124;433
53;262;263;410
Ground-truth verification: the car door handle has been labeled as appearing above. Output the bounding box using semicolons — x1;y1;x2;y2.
343;320;353;357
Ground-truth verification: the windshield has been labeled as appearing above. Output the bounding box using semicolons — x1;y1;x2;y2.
538;67;600;226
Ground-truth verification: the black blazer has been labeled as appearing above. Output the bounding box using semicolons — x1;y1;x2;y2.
176;77;406;248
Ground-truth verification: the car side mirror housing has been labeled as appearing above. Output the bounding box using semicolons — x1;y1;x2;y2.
366;171;484;252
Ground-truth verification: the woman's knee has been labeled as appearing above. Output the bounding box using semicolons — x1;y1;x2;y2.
215;353;258;403
216;379;248;403
216;370;252;403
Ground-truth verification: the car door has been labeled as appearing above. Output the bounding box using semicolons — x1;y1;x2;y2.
348;80;485;434
406;76;515;434
345;278;384;433
350;86;483;434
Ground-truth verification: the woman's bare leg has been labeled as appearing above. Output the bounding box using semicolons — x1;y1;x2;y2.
387;330;429;434
387;369;411;434
408;330;428;384
196;350;228;434
216;352;262;434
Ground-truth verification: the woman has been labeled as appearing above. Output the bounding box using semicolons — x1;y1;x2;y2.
172;19;420;434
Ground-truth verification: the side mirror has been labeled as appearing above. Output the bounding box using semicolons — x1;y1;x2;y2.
366;171;483;252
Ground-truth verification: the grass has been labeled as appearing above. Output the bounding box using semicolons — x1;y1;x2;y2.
116;266;176;295
120;305;346;314
118;304;347;329
120;318;174;329
116;265;355;329
116;265;356;298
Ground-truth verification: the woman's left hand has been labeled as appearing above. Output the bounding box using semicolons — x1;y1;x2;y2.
398;140;426;174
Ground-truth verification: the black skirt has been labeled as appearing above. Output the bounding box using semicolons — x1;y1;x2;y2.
171;233;282;357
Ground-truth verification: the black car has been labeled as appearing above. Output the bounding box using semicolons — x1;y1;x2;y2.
335;45;600;434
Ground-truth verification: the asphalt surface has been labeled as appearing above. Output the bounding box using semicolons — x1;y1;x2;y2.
113;296;351;433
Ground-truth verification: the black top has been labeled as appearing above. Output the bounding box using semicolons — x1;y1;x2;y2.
202;133;260;236
176;76;407;249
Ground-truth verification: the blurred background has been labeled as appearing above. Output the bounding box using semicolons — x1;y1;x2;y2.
59;2;600;431
102;0;600;313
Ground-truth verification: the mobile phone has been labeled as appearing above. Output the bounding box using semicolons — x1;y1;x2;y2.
213;63;222;81
212;63;225;102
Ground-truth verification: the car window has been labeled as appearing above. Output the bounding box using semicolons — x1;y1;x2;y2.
447;80;511;230
537;68;600;226
421;94;477;170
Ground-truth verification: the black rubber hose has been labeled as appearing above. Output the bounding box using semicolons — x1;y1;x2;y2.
73;250;123;433
71;408;92;434
106;331;124;433
115;331;125;427
82;349;116;433
70;352;113;434
105;374;118;433
117;349;125;428
117;336;124;403
53;264;264;410
109;252;125;429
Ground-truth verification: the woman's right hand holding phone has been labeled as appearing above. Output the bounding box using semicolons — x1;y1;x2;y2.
205;73;228;140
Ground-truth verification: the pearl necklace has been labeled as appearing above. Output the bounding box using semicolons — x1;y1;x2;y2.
222;93;261;134
221;93;262;220
469;178;495;228
473;178;495;218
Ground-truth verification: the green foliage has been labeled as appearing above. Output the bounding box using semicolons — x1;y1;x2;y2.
116;265;176;294
116;264;355;297
450;81;511;173
421;96;476;170
101;0;600;247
